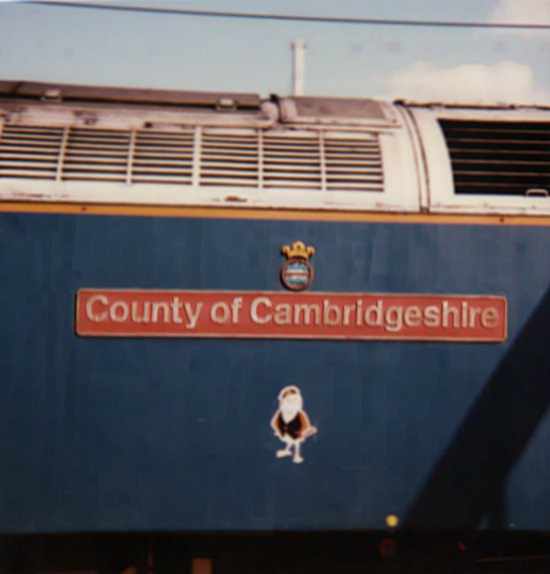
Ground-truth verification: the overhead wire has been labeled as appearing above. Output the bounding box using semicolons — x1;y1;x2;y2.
15;0;550;31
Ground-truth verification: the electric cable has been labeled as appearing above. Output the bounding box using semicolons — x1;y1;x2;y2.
15;1;550;31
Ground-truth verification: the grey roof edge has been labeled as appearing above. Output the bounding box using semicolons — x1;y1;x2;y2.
394;98;550;111
0;80;262;110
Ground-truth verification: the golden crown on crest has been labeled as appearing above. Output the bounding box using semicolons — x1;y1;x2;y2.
281;241;316;261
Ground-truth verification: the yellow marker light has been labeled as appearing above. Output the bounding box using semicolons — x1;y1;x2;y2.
385;514;399;528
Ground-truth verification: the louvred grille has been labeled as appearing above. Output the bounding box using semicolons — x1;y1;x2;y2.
325;136;383;192
133;131;193;185
0;125;63;179
440;119;550;196
263;134;321;189
200;132;258;187
64;128;129;182
0;124;384;192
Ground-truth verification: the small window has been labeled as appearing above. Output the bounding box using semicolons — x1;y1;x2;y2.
439;119;550;197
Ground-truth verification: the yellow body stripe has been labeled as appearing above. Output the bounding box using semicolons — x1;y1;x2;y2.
2;201;550;227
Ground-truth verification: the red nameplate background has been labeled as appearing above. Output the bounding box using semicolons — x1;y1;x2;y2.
76;290;507;342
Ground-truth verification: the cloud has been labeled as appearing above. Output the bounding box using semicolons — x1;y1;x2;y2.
488;0;550;38
489;0;550;26
382;61;549;105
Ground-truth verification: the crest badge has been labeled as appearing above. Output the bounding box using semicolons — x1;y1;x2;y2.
280;241;315;291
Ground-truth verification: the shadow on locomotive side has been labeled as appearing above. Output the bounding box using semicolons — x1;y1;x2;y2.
405;287;550;530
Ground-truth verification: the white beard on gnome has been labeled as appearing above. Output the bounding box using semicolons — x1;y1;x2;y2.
280;393;302;423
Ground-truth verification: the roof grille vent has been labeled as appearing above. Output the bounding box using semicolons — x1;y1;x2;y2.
64;128;130;182
0;125;63;179
132;130;193;185
324;136;384;192
0;124;384;193
440;119;550;196
263;133;321;189
200;131;258;188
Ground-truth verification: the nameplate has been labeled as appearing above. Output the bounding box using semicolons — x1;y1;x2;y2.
76;290;507;342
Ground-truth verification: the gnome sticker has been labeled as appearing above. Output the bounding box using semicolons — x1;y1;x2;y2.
271;386;317;464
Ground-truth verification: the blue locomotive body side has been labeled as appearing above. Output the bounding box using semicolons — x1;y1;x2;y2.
1;210;549;533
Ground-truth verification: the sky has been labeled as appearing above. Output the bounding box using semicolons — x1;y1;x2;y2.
1;0;550;104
